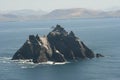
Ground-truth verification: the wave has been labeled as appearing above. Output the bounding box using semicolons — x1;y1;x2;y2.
14;60;69;69
0;57;69;68
0;57;11;64
13;59;69;64
0;57;11;60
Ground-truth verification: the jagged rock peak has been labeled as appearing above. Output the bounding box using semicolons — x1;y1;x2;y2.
69;31;76;37
51;25;68;36
29;35;38;44
53;24;64;32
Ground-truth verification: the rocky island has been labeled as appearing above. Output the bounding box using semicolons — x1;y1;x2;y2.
12;25;101;63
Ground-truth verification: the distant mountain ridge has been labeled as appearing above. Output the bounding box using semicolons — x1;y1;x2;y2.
0;8;120;21
0;9;47;21
42;8;106;19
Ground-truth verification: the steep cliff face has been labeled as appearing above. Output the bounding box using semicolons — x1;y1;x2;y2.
12;25;95;63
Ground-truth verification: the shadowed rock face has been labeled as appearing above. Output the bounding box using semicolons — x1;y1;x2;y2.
12;25;95;63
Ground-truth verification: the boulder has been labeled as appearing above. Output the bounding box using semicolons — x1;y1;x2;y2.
12;25;95;63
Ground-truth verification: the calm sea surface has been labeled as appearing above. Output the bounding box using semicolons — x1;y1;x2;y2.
0;18;120;80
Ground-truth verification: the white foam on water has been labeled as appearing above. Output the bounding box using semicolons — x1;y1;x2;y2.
0;57;12;63
0;57;69;69
0;57;11;60
13;59;34;64
53;62;68;65
38;61;54;65
38;61;69;65
21;66;28;69
13;59;69;65
14;60;69;69
2;60;10;63
12;59;38;68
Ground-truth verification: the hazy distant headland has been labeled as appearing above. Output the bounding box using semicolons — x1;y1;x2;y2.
0;8;120;21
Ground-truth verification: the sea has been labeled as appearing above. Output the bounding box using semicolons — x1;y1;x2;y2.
0;18;120;80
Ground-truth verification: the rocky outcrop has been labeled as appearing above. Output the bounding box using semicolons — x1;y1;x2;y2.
12;25;95;63
96;53;104;58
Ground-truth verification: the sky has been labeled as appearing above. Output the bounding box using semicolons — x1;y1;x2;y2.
0;0;120;11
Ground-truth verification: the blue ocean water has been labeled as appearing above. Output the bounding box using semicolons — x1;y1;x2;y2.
0;18;120;80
